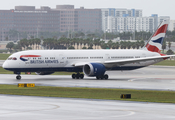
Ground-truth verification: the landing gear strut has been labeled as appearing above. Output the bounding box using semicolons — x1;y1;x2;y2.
72;73;84;79
96;74;108;80
15;72;21;80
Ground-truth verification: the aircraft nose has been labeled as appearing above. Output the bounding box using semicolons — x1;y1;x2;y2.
2;61;8;68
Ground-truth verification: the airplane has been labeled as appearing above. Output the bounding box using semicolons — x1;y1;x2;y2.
2;19;173;80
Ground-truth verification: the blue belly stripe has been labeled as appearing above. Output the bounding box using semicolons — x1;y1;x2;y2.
4;66;145;72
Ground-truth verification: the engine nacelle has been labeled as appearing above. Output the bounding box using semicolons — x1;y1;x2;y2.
83;63;106;77
35;72;54;75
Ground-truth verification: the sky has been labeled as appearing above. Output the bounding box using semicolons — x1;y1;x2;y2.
1;0;175;19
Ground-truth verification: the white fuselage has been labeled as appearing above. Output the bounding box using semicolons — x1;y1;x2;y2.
3;49;163;73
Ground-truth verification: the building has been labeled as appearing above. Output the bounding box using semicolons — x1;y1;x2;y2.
101;8;170;33
101;8;142;32
104;16;155;33
76;7;101;33
169;20;175;31
0;5;102;41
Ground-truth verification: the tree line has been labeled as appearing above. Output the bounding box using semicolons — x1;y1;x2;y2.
6;37;146;52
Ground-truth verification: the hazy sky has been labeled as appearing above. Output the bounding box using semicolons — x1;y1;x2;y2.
1;0;175;19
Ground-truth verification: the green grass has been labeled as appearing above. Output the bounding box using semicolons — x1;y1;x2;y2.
0;53;11;60
154;60;175;66
0;67;13;74
0;84;175;103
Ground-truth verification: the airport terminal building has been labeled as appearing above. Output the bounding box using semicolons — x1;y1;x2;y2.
0;5;102;41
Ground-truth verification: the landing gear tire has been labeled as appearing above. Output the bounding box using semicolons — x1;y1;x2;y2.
80;74;84;79
96;76;100;80
72;74;76;79
75;74;79;79
72;73;84;79
104;74;108;80
96;74;108;80
16;75;21;80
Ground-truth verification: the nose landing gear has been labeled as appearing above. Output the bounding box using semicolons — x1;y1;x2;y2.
16;75;21;80
14;72;21;80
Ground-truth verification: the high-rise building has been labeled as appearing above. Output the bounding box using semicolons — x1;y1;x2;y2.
101;8;142;32
109;16;154;33
76;7;101;33
158;16;170;25
101;8;170;33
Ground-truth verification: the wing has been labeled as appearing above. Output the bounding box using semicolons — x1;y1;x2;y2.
104;55;171;66
72;55;174;67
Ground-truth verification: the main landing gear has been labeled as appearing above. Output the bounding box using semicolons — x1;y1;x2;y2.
96;74;108;80
72;73;84;79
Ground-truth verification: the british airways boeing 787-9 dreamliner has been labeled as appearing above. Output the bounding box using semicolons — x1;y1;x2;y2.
2;19;173;80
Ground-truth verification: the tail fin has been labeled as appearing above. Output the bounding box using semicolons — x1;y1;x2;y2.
143;19;169;53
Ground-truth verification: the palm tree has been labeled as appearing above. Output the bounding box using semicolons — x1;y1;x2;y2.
168;41;171;50
136;41;140;49
132;42;136;49
140;40;145;48
6;42;14;52
107;40;113;49
79;38;83;49
127;41;132;49
19;39;28;50
36;38;41;49
162;40;166;53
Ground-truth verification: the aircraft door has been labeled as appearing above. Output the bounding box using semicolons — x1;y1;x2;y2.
105;54;110;60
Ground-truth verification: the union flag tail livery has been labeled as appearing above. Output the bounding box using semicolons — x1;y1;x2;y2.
144;19;169;53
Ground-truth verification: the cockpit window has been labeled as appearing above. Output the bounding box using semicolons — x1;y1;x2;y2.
12;57;17;60
8;57;12;60
8;57;17;60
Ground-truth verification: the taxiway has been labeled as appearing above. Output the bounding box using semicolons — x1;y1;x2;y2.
0;66;175;91
0;66;175;119
0;95;175;120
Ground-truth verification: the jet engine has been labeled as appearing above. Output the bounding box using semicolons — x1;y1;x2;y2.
35;72;55;75
83;63;106;77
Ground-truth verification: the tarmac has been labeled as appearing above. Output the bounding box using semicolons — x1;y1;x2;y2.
0;65;175;119
0;95;175;120
0;66;175;91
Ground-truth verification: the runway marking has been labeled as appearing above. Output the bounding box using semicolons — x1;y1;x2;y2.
128;78;147;82
0;104;59;115
128;77;175;82
110;110;135;118
75;109;135;119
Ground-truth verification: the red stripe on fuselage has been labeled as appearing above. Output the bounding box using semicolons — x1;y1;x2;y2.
20;55;41;58
153;24;168;37
146;44;160;53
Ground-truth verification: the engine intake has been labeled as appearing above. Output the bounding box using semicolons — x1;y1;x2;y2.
83;63;106;77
